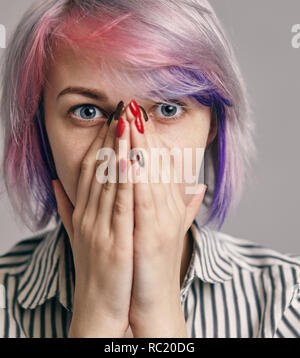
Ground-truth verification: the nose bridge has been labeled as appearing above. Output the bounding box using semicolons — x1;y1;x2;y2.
104;87;136;110
109;95;145;115
101;70;147;110
110;87;142;108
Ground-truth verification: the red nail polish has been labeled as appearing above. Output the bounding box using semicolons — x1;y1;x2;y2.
117;117;126;137
135;116;144;134
129;99;142;119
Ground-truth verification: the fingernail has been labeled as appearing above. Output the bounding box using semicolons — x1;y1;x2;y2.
117;117;126;137
114;101;124;121
106;111;115;126
129;99;142;119
138;105;149;122
135;116;144;134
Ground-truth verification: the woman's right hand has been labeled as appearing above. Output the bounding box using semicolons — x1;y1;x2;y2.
52;105;134;338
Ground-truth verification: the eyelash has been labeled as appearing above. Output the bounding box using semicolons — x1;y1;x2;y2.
152;101;187;122
67;100;187;124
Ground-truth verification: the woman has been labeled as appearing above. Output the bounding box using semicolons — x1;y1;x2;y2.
0;0;299;338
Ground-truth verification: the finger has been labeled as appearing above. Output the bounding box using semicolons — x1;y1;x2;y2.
96;114;129;229
127;102;168;213
84;108;121;224
110;115;134;246
74;118;110;219
80;101;124;223
127;100;156;229
52;179;75;245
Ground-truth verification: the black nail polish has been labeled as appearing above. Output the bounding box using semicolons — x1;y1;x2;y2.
139;105;149;121
114;100;124;121
106;111;115;126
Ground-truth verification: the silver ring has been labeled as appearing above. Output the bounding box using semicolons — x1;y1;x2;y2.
130;149;145;167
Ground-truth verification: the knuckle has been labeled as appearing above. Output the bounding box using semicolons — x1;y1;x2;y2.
89;231;105;252
71;209;81;228
79;214;93;237
136;198;153;212
80;222;110;251
110;246;131;262
81;158;92;173
114;198;128;215
103;180;113;192
91;227;110;249
117;181;130;193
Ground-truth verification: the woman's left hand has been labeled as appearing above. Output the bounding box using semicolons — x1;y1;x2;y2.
125;100;207;338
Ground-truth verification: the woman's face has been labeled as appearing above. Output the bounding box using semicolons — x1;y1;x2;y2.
44;46;217;207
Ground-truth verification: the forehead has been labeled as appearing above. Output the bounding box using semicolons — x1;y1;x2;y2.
44;44;141;104
44;43;201;109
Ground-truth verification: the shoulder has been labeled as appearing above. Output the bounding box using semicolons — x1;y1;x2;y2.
208;228;300;337
0;235;45;277
211;228;300;273
0;226;61;338
0;232;49;278
0;226;60;297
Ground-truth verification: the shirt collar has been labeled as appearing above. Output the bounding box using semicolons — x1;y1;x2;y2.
181;220;234;298
16;219;234;311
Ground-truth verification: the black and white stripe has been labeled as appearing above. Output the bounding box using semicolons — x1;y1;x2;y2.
0;219;299;338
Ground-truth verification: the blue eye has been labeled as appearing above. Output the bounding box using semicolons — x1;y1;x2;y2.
70;104;104;121
154;102;186;121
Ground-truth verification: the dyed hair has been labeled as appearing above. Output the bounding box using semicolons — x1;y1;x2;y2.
0;0;257;232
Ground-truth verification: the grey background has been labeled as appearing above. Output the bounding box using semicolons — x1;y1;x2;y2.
0;0;299;255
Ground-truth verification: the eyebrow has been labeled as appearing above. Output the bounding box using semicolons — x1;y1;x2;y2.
56;86;109;101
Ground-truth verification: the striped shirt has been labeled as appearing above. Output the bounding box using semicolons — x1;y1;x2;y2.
0;219;300;338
